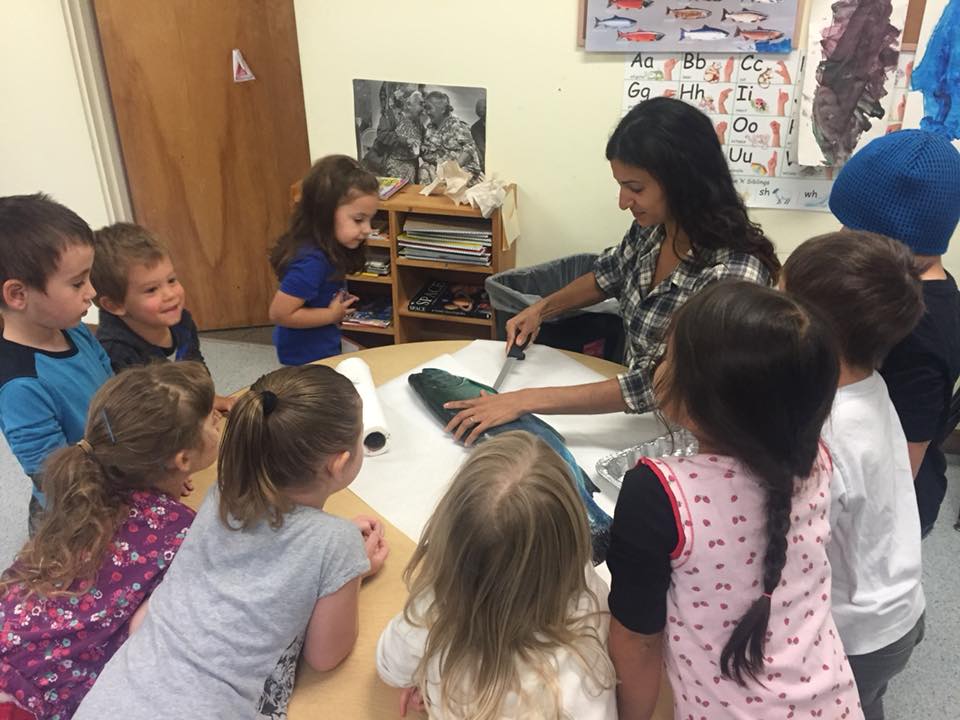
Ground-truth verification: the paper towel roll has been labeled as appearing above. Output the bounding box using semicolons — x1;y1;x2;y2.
335;357;391;456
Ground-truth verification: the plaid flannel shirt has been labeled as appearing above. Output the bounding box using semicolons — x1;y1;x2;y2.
593;223;772;413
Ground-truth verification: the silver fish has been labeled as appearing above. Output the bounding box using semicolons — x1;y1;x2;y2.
679;24;730;40
594;14;638;29
721;8;768;23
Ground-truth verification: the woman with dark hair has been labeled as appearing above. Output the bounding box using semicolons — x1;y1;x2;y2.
445;97;780;445
420;91;482;183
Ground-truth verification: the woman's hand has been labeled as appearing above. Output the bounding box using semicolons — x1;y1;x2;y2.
443;390;527;447
505;302;544;351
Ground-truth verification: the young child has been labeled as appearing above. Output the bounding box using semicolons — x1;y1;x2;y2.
783;231;926;720
377;431;616;720
607;281;863;720
268;155;379;365
0;361;217;720
73;364;388;719
829;129;960;535
0;194;113;531
91;222;234;413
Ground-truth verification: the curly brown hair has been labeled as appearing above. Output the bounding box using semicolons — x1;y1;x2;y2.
0;362;213;597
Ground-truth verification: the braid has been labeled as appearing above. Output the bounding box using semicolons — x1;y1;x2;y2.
720;466;794;686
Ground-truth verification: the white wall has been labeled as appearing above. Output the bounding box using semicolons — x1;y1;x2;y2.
294;0;959;273
0;1;113;322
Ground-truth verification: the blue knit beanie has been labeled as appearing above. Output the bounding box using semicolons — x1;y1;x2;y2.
829;129;960;255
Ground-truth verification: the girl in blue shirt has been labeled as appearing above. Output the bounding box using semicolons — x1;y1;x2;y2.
269;155;379;365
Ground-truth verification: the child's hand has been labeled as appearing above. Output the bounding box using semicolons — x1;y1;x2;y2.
329;290;359;321
363;527;389;578
213;394;236;414
180;477;195;497
353;514;384;538
399;687;425;717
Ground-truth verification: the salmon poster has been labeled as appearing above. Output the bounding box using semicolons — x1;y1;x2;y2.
586;0;799;53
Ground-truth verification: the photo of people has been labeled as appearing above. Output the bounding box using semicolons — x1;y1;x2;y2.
353;79;486;184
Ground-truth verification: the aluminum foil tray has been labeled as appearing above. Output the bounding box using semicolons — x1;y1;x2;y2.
596;429;698;489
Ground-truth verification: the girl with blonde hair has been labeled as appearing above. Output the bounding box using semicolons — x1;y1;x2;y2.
0;361;219;720
74;364;388;720
377;430;616;720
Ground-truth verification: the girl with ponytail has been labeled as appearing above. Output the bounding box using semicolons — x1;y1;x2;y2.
74;365;388;720
0;361;218;720
606;282;864;720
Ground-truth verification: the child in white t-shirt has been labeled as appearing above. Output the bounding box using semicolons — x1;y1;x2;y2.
377;431;616;720
783;230;927;720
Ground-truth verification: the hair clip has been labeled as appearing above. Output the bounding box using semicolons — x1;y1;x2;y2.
261;390;278;416
100;410;116;444
77;438;94;455
761;591;773;599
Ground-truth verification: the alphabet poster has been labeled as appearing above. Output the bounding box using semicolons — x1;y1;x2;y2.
623;51;835;210
587;0;799;53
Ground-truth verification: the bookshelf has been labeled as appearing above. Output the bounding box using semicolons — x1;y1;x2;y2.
290;182;517;345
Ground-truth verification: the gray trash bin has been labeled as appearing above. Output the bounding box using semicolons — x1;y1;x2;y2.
485;254;625;362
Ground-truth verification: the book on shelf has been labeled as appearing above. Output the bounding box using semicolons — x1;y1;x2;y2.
377;176;408;200
342;299;393;328
403;216;492;238
407;279;492;319
400;248;491;266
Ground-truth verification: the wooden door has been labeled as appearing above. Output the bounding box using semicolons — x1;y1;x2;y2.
94;0;310;329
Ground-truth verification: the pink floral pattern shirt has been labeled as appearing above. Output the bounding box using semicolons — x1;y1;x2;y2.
0;491;194;720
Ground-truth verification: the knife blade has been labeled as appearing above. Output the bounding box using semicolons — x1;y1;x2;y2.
492;336;530;391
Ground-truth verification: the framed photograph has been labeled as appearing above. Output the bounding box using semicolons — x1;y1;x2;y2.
353;79;487;184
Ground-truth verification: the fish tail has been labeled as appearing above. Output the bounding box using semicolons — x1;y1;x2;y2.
735;26;741;37
722;8;728;19
617;30;624;38
594;17;600;27
666;6;670;14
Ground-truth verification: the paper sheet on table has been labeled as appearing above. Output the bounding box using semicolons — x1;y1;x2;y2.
349;340;665;551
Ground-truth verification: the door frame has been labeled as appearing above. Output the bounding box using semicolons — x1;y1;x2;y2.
60;0;132;225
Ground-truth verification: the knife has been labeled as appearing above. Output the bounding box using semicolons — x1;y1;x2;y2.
492;336;530;392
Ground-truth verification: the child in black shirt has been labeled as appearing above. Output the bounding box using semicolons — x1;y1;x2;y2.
830;129;960;535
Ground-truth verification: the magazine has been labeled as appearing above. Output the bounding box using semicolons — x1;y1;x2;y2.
407;279;492;319
342;299;393;328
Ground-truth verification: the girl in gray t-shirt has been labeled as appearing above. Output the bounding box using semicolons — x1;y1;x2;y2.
75;365;388;720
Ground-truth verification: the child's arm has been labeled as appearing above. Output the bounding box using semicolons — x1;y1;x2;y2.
0;380;68;479
128;598;150;635
302;577;363;672
609;622;663;720
268;289;357;329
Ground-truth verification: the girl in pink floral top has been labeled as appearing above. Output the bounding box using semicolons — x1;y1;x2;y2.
0;362;220;720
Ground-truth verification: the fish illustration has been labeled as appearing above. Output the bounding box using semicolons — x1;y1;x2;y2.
751;162;768;175
735;26;784;41
608;0;654;8
721;8;768;22
408;368;612;563
594;14;638;29
617;28;666;41
679;24;730;41
666;5;712;19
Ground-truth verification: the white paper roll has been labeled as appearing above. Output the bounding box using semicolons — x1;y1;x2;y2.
335;357;391;456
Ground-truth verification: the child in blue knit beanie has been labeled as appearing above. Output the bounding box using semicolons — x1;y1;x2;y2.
830;129;960;536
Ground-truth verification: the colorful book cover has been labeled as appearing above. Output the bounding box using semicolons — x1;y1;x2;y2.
342;299;393;327
377;176;408;200
407;279;492;319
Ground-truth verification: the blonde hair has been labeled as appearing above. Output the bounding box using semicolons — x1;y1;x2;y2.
403;431;614;719
217;365;361;530
1;362;214;596
91;222;170;304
